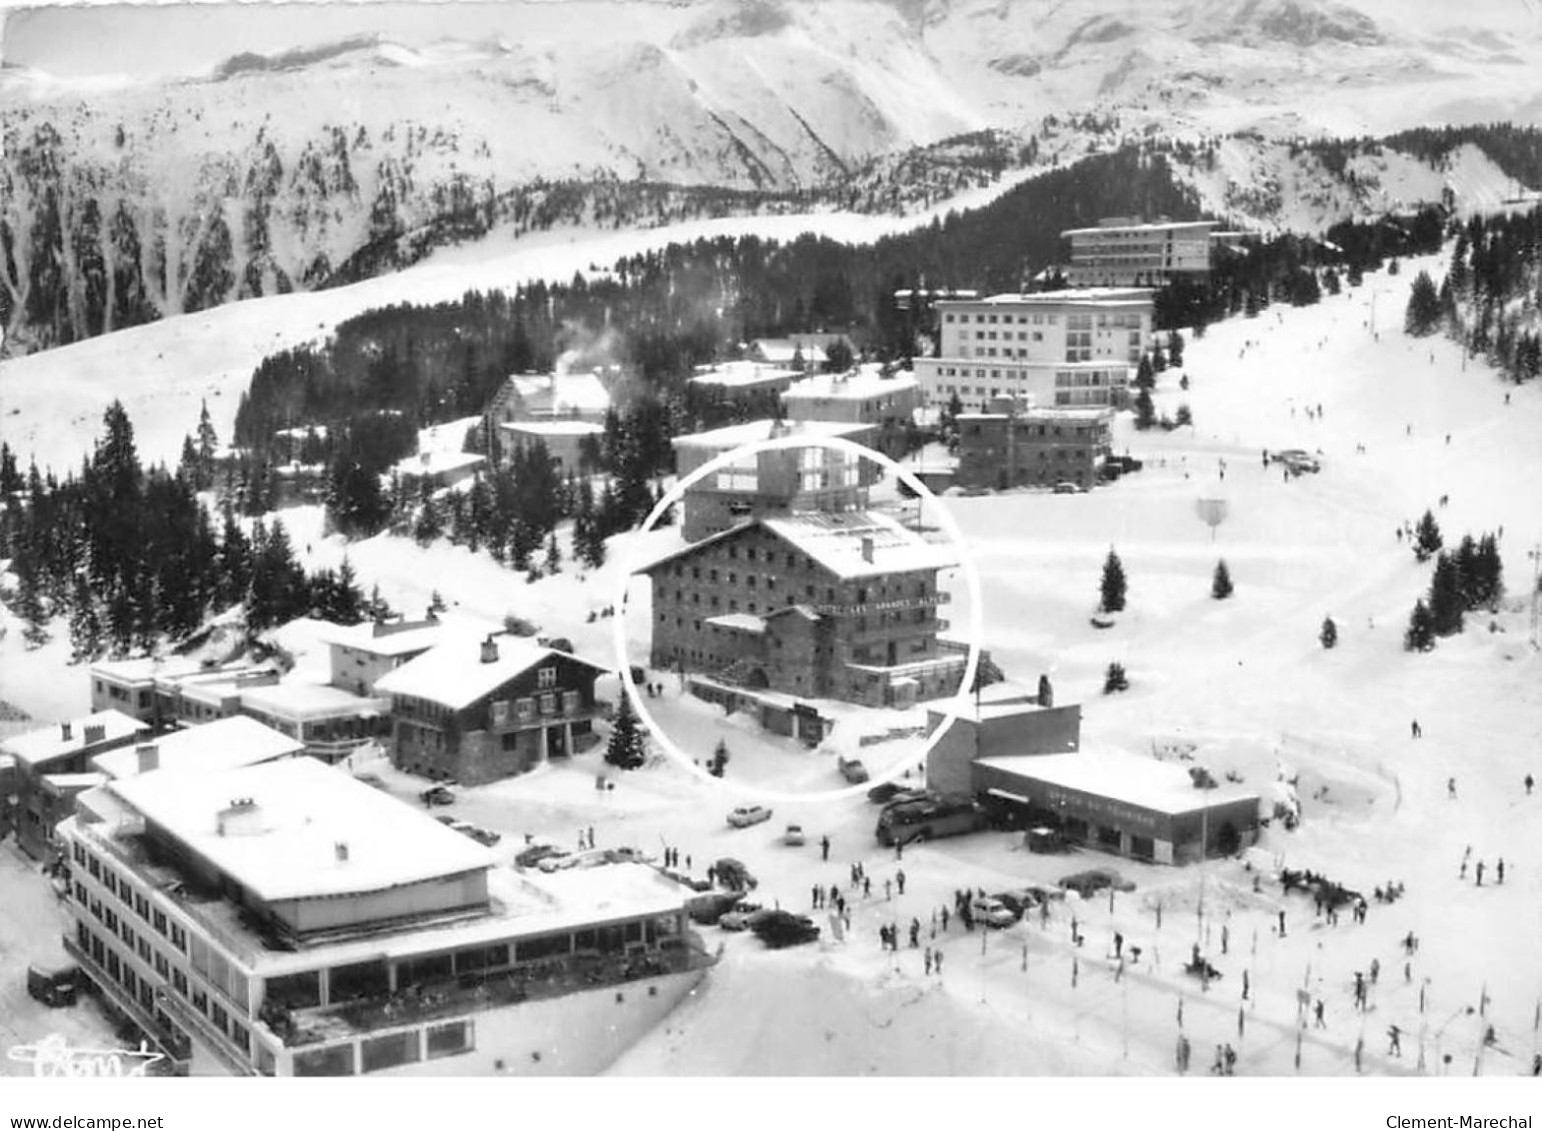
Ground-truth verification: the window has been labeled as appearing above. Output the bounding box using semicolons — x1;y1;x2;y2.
87;856;100;880
172;969;187;996
153;910;167;936
154;951;169;979
170;924;186;953
539;693;557;716
293;1044;354;1077
119;881;134;908
426;1021;473;1060
192;988;208;1015
536;667;556;690
362;1031;420;1073
211;1002;228;1034
103;870;116;896
231;1022;251;1054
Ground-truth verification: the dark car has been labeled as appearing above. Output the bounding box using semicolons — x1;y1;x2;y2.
867;783;927;806
752;910;821;949
27;961;79;1008
686;890;746;926
713;857;758;891
514;843;563;869
419;785;455;807
1059;868;1136;898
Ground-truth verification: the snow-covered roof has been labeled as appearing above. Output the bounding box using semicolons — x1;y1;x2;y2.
690;361;799;389
107;757;495;904
705;613;767;634
751;338;830;365
2;710;144;768
374;636;609;711
319;618;446;659
91;716;304;781
761;511;959;580
977;752;1259;816
671;418;871;451
392;451;485;478
90;657;206;686
238;682;387;721
940;288;1153;309
957;406;1116;422
499;420;605;437
1062;220;1218;237
507;370;611;415
782;369;920;402
43;772;109;790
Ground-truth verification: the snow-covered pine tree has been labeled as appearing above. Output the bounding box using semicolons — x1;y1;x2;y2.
1427;552;1466;637
605;694;647;770
1404;270;1441;337
1413;510;1443;563
1403;598;1435;652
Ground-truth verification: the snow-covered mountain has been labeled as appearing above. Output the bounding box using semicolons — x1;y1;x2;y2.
3;0;1540;354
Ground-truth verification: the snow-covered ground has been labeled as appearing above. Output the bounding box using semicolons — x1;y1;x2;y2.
3;253;1541;1077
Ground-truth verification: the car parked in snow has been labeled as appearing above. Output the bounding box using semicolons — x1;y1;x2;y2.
752;911;821;949
727;805;773;828
970;895;1017;929
514;842;563;869
783;824;806;846
1052;481;1084;494
718;904;770;932
836;756;870;784
419;785;455;807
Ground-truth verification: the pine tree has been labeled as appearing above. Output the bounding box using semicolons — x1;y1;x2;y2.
12;553;51;647
1167;330;1184;369
1404;598;1435;652
605;693;647;770
1133;386;1155;430
544;531;562;574
1151;341;1168;372
1133;354;1155;390
1175;403;1193;428
195;398;218;486
67;575;104;661
1413;510;1443;563
1099;548;1127;613
1404;270;1441;337
1319;616;1337;650
0;441;21;495
1211;559;1233;600
1427;552;1466;637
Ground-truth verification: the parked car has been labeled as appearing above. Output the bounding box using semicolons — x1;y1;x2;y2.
867;783;926;806
970;895;1017;929
1058;868;1136;898
727;805;774;828
26;961;79;1008
435;815;458;826
355;774;390;791
782;824;806;847
718;905;770;932
752;910;821;949
991;890;1038;920
515;842;563;869
713;857;758;890
836;756;870;784
686;891;745;925
462;826;502;848
602;846;649;864
419;785;455;807
1026;826;1069;854
1052;481;1084;494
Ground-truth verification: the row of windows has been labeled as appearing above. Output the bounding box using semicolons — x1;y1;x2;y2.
292;1020;473;1077
945;312;1060;325
73;841;184;952
958;330;1047;343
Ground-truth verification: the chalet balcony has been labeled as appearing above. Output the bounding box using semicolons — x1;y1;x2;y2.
270;935;717;1047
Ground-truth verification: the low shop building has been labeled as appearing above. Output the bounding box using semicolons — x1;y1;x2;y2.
971;752;1261;864
237;684;388;765
924;694;1082;795
1;710;144;859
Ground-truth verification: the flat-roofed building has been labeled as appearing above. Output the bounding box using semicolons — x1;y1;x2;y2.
972;751;1261;865
2;710;143;858
154;665;282;730
90;716;305;781
237;684;388;765
1062;218;1219;287
640;511;963;709
57;758;713;1076
90;658;207;722
392;451;486;495
496;420;604;474
780;367;922;430
924;694;1082;796
671;418;876;542
955;404;1115;492
374;634;609;784
688;361;800;418
912;288;1152;413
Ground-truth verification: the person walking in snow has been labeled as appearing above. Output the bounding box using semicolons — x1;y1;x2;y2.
863;876;872;898
820;834;830;861
1476;860;1485;887
940;905;950;932
1447;776;1456;799
934;948;943;975
1278;909;1287;937
1496;858;1505;885
896;868;906;896
1370;958;1380;984
1314;999;1327;1029
924;947;933;975
884;878;892;902
910;918;920;948
1526;774;1535;797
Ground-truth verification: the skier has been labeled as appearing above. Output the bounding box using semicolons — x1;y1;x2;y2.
863;876;872;898
1113;931;1124;959
820;835;830;862
910;918;920;948
884;879;892;902
1527;774;1535;797
934;948;943;975
924;947;933;975
1476;860;1485;887
1496;858;1505;885
896;868;906;896
1278;909;1287;937
1370;958;1380;984
1314;999;1327;1029
1448;776;1456;799
940;905;950;932
1242;969;1250;1000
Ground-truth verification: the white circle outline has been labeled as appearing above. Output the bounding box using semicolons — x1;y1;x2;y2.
611;431;983;805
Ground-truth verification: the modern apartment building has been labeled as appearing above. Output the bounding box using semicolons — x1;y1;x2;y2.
1062;218;1219;287
911;289;1152;412
58;758;712;1076
780;368;922;430
2;710;143;859
954;405;1115;492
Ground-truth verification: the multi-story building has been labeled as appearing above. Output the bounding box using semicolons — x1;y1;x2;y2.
484;370;612;468
955;404;1115;491
90;658;207;722
320;615;445;697
90;716;305;782
153;666;282;730
2;711;143;859
640;511;963;709
747;335;850;368
688;361;800;419
374;634;608;784
496;420;603;475
671;419;876;543
911;288;1152;413
1061;218;1220;287
57;758;713;1076
780;368;922;431
392;451;486;495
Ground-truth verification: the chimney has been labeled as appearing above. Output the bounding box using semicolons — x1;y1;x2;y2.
860;537;874;564
61;721;73;742
136;744;159;774
480;634;500;664
335;841;350;863
216;798;259;837
83;724;106;745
